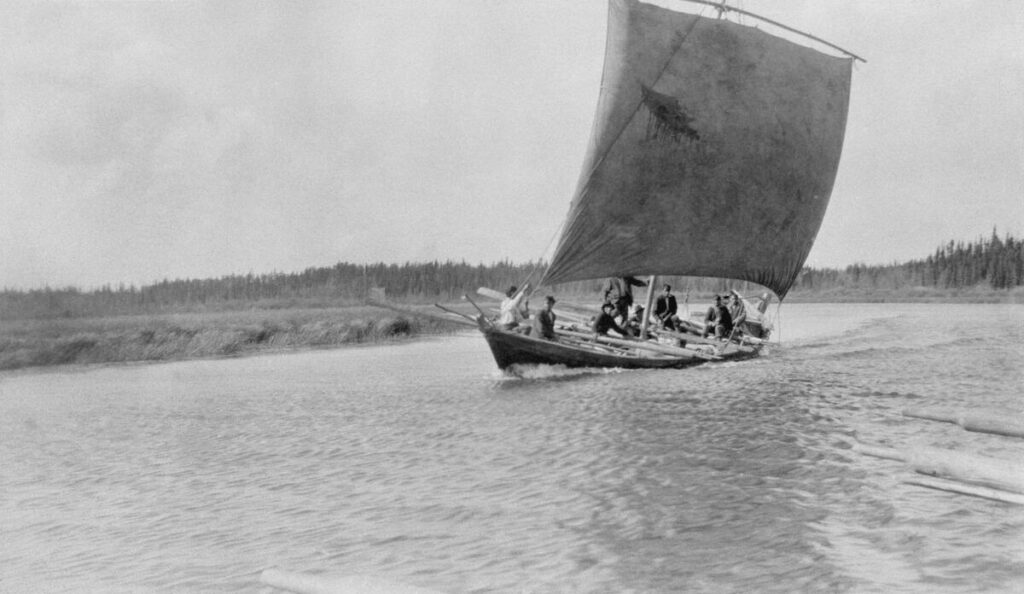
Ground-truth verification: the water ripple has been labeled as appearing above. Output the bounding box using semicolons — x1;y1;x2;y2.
1;305;1022;592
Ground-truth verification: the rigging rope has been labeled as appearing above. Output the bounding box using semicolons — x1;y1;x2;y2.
675;0;865;62
523;214;566;293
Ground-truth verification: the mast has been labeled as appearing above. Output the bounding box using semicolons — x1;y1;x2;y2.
639;275;658;339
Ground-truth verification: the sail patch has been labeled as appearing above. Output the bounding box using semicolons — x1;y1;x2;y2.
641;85;700;143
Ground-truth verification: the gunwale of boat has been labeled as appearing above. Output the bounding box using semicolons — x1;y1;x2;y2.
480;321;761;372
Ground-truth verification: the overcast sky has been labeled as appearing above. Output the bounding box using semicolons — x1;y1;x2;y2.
1;0;1021;289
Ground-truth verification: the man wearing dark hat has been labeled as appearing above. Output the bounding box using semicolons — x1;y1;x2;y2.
533;295;558;340
702;294;733;339
654;284;678;330
593;302;630;337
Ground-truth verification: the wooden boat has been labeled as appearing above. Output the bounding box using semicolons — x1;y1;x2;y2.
445;0;861;372
478;317;759;370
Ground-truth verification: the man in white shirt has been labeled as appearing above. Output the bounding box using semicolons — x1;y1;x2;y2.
498;283;530;330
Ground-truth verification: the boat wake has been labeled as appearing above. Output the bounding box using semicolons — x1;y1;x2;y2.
498;363;626;381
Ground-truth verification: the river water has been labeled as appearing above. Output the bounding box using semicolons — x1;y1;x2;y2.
1;303;1022;593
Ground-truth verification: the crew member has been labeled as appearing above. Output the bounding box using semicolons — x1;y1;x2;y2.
498;283;530;330
604;276;647;323
533;295;558;340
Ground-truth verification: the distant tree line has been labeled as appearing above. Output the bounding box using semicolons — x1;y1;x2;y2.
1;261;546;319
794;230;1022;292
2;232;1020;319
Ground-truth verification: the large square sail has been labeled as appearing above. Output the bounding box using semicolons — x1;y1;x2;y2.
541;0;853;299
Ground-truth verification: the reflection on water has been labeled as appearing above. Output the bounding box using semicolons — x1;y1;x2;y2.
1;304;1022;593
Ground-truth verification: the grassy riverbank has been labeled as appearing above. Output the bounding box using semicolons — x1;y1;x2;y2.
2;287;1020;372
0;305;465;372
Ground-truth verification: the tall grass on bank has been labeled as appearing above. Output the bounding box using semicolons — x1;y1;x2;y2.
0;306;465;372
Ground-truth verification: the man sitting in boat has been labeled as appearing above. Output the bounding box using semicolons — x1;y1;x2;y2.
728;292;747;333
498;283;530;331
702;295;733;339
626;304;646;337
593;302;630;338
532;295;558;340
603;276;647;324
654;284;678;330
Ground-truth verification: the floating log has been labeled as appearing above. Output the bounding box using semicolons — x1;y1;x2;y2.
260;568;441;594
902;408;1024;439
959;415;1024;439
904;477;1024;506
854;443;1024;494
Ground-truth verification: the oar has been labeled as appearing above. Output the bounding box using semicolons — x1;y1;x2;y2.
369;298;476;328
433;303;479;325
460;293;494;328
554;333;634;355
476;287;506;301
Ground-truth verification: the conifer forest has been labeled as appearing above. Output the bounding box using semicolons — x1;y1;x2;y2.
3;232;1021;320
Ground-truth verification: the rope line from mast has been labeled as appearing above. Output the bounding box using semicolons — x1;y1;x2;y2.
676;0;866;62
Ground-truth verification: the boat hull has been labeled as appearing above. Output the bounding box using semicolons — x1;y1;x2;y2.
481;326;759;371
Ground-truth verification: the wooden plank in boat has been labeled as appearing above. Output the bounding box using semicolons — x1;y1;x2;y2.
557;328;721;360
